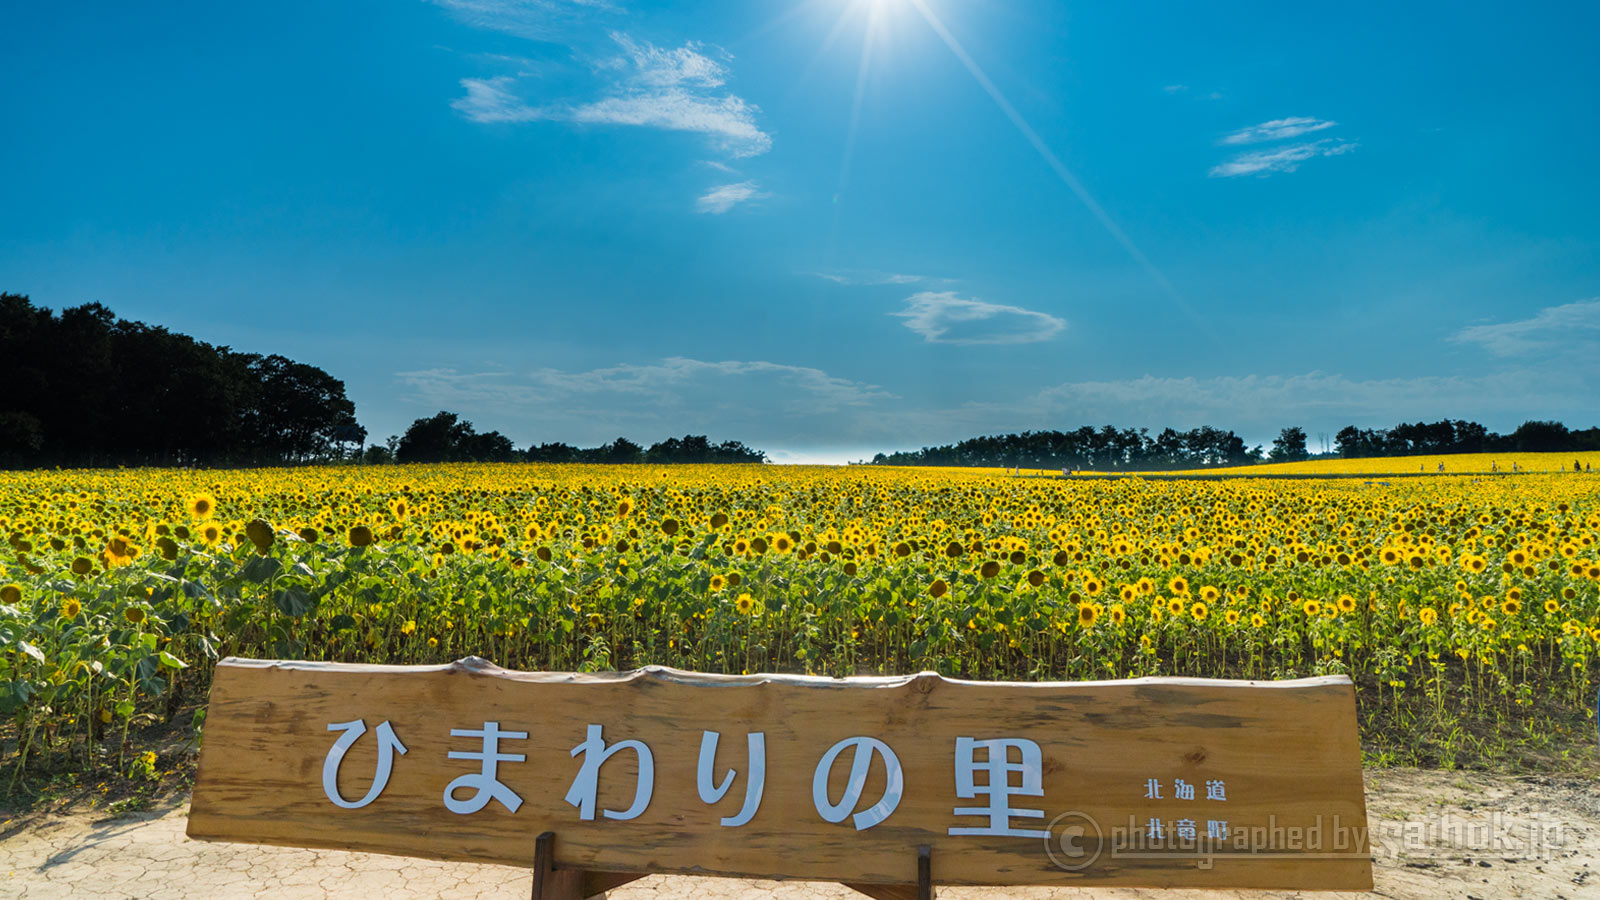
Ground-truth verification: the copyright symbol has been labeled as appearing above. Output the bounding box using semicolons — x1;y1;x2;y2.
1044;810;1103;871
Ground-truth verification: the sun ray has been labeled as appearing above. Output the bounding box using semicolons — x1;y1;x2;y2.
905;0;1214;340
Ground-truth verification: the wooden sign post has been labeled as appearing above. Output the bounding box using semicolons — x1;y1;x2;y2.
189;657;1371;896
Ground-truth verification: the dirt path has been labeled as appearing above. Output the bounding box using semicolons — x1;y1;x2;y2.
1;768;1595;899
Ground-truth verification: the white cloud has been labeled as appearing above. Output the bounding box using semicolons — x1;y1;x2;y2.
1163;84;1188;94
1209;139;1357;177
1451;298;1600;357
696;181;768;214
450;33;772;157
815;271;931;286
566;34;771;157
428;0;615;40
1221;116;1337;145
451;76;545;123
890;291;1065;345
571;92;770;156
393;358;895;447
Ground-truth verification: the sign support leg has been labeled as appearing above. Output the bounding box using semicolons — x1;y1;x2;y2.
843;845;934;900
532;831;646;900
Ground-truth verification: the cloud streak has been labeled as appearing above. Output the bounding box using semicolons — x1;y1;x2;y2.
393;358;896;448
449;33;772;157
428;0;616;41
696;181;768;214
451;76;545;123
1451;298;1600;357
1210;139;1357;177
891;292;1065;345
815;271;932;286
1221;116;1337;145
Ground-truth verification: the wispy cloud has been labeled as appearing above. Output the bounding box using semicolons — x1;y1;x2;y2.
891;292;1065;345
393;358;895;446
451;76;545;123
428;0;616;41
815;271;931;286
1163;84;1188;94
696;181;768;214
566;34;771;157
1221;116;1337;145
450;32;772;157
1451;298;1600;357
1209;139;1357;177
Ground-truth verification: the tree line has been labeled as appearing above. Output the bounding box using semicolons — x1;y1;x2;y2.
0;293;363;467
1333;419;1600;456
866;426;1261;470
867;419;1600;471
372;411;766;465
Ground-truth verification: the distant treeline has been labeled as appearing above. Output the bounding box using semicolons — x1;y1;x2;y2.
868;419;1600;470
0;293;363;467
371;411;767;465
867;426;1258;470
1332;420;1600;456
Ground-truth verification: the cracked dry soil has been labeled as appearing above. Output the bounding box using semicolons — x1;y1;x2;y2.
1;768;1596;899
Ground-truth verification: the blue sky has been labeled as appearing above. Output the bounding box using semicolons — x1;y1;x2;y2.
3;0;1597;463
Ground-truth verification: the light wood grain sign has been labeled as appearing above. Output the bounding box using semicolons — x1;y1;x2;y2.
189;658;1371;890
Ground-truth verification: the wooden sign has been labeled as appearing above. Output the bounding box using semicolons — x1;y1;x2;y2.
188;658;1370;894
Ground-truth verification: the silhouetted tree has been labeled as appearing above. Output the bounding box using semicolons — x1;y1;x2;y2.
0;293;359;467
1270;427;1310;462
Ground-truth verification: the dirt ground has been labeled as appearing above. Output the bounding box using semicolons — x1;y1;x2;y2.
1;767;1595;899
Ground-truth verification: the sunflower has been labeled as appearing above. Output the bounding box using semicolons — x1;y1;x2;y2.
1501;598;1521;616
1166;596;1185;615
735;592;756;615
245;520;274;552
709;574;726;592
1190;602;1208;621
1302;599;1321;616
124;606;146;625
1224;609;1240;625
1338;594;1357;613
1419;607;1438;626
929;578;949;599
348;525;374;547
70;556;94;575
1077;602;1099;628
1109;604;1127;626
103;537;134;568
979;560;1001;579
187;493;217;520
1168;576;1188;595
60;597;82;619
199;523;223;546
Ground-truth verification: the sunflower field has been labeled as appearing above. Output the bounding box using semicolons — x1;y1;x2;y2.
2;460;1598;788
